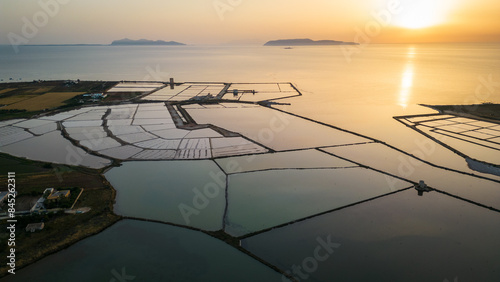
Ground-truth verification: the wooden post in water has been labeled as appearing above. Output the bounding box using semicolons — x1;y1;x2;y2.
170;77;174;89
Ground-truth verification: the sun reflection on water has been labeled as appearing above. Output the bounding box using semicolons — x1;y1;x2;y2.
398;47;416;108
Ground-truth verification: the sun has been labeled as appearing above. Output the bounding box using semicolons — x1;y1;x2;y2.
392;0;452;29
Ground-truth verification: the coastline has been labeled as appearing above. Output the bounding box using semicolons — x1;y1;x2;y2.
421;103;500;121
0;154;120;277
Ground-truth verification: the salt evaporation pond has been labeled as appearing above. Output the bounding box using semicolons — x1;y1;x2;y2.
105;148;413;237
0;130;111;168
322;143;500;209
104;160;226;231
3;220;284;282
242;189;500;282
225;168;412;237
186;105;370;151
215;149;358;173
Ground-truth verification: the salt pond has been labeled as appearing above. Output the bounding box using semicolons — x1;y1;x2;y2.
0;103;270;165
104;146;412;238
223;83;300;102
0;130;111;168
322;143;500;209
225;168;412;237
143;83;225;101
242;189;500;282
216;149;358;174
186;105;370;151
3;220;284;282
105;160;226;231
397;114;500;165
107;82;164;93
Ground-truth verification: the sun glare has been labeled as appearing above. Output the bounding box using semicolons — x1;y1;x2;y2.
393;0;452;29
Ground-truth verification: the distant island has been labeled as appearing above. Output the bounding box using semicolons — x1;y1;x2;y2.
264;38;359;46
111;38;186;46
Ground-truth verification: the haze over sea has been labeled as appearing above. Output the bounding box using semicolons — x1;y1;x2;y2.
2;42;500;281
1;43;499;154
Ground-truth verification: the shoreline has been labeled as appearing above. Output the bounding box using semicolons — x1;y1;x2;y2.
421;103;500;122
0;153;120;277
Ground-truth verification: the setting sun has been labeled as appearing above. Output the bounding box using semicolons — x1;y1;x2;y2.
392;0;454;29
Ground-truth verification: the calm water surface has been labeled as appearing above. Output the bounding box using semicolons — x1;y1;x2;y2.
2;43;499;159
1;44;499;281
2;220;284;282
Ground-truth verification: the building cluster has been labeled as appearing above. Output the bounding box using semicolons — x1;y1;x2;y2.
30;188;71;213
79;93;107;103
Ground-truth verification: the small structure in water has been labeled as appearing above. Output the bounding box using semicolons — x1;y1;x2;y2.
415;180;431;196
170;77;175;89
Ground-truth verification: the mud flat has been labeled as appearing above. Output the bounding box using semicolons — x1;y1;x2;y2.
422;103;500;121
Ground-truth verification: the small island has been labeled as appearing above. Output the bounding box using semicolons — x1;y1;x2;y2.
111;38;186;46
264;38;359;46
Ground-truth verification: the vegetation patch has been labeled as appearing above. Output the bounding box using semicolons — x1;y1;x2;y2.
0;88;16;95
0;95;38;106
0;80;117;120
1;92;85;111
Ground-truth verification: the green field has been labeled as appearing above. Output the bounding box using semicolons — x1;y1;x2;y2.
0;81;117;120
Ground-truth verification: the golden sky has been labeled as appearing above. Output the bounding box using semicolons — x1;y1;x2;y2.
1;0;499;45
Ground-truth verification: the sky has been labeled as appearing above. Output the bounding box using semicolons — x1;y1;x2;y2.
1;0;499;45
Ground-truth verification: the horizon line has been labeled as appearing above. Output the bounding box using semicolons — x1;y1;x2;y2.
0;41;499;47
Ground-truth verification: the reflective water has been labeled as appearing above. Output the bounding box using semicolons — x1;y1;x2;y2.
0;131;111;168
322;143;500;208
12;119;54;129
242;189;500;282
104;160;226;231
187;105;370;151
226;168;411;237
2;220;284;282
216;149;356;174
0;125;33;146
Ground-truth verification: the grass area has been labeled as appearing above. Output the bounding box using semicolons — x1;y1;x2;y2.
0;81;115;98
0;80;117;121
0;154;120;277
0;89;16;95
1;92;85;111
0;156;107;199
0;154;49;175
31;87;54;94
0;95;38;106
